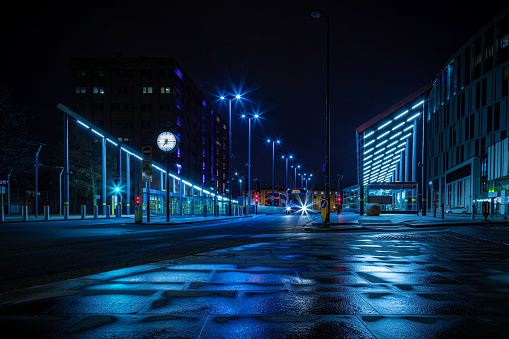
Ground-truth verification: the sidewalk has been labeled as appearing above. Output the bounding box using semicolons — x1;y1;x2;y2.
0;213;251;224
3;210;507;226
0;220;508;338
308;211;509;230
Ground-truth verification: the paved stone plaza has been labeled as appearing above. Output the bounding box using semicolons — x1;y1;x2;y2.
0;225;508;338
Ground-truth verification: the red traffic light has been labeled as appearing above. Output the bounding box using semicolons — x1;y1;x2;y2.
135;196;140;205
255;194;259;204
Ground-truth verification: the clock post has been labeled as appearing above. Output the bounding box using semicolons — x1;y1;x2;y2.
166;150;170;222
157;131;179;223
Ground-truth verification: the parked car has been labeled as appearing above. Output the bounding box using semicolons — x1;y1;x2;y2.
445;206;467;214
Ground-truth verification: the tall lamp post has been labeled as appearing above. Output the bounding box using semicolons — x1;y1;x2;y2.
281;155;293;206
53;167;64;216
267;139;280;206
310;8;331;226
33;142;46;219
241;113;259;213
291;164;301;188
221;94;242;216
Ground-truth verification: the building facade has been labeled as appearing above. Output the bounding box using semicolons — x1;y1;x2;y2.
426;8;509;214
70;56;229;197
356;85;431;215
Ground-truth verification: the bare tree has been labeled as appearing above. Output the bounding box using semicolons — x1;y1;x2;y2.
0;91;33;187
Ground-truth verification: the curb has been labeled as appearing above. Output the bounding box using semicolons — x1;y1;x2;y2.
128;215;252;225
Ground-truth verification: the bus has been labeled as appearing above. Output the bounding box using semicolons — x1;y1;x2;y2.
266;192;287;207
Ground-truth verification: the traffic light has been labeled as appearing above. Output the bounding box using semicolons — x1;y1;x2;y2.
255;194;258;205
135;196;140;205
225;179;229;192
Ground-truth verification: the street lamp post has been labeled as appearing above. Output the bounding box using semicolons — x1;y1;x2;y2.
33;142;45;219
221;94;242;216
282;155;293;207
310;8;331;226
292;164;301;188
267;139;280;206
242;113;259;214
53;167;64;216
7;169;12;215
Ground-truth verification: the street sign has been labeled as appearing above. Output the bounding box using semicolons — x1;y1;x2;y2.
142;146;153;163
142;146;153;182
320;199;328;223
142;163;153;182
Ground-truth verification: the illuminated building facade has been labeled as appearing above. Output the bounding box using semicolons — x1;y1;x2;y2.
70;56;229;196
426;8;509;214
355;8;509;215
356;85;431;215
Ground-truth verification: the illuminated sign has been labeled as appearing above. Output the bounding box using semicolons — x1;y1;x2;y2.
288;189;307;194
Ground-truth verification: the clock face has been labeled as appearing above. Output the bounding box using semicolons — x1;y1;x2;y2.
157;132;178;152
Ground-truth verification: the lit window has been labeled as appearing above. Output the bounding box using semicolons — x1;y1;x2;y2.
160;87;171;94
93;87;104;94
75;87;86;94
143;86;152;94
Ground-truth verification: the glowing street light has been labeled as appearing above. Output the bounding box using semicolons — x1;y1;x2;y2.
310;8;331;226
291;164;301;188
220;93;243;216
241;113;260;213
266;139;281;206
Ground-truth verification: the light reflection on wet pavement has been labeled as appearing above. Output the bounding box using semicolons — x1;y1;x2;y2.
1;230;508;338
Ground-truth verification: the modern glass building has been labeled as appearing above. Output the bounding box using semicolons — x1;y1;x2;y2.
356;85;431;215
426;8;509;215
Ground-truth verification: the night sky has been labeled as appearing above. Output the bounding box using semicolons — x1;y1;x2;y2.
1;0;508;191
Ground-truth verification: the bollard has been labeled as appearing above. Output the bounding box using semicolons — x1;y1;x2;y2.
106;205;110;218
482;201;490;221
22;206;28;221
214;204;219;217
134;205;142;222
64;205;69;220
472;203;475;220
81;205;86;219
203;205;207;217
433;203;437;218
441;203;445;219
94;205;98;219
1;206;4;222
44;206;50;221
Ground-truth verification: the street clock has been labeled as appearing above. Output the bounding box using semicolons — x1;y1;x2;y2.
157;131;179;153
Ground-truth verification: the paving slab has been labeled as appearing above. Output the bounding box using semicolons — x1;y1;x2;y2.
0;227;508;337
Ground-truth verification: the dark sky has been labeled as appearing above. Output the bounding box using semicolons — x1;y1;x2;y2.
1;0;508;190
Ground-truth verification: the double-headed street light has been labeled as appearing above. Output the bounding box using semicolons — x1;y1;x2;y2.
241;113;260;213
310;8;331;226
220;94;242;216
266;138;281;206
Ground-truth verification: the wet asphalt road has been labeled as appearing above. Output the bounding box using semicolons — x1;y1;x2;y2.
0;215;313;291
1;216;508;338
